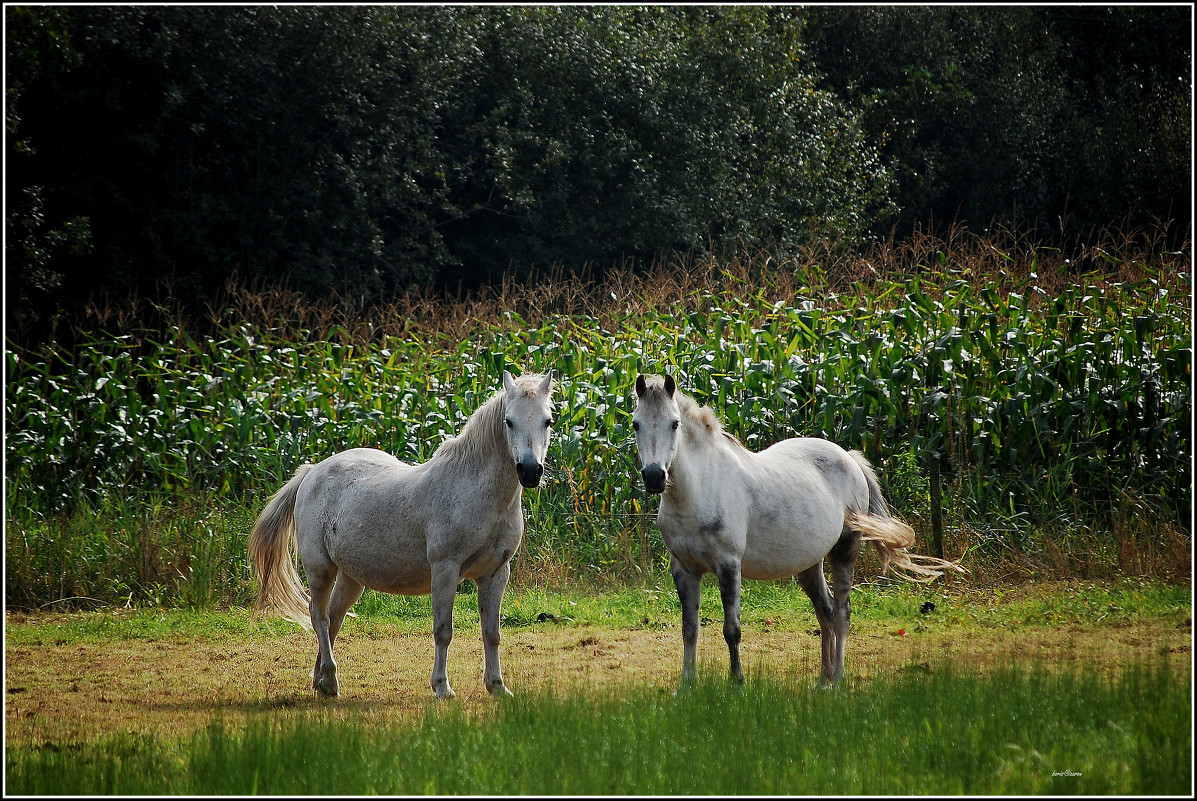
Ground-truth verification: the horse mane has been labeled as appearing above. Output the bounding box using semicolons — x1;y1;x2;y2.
430;388;508;469
676;391;748;452
430;373;550;470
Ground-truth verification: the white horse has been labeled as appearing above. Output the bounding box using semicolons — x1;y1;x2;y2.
631;373;963;686
249;370;555;699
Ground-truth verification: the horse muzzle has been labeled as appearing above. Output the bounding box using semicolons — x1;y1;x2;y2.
641;464;667;494
516;459;544;488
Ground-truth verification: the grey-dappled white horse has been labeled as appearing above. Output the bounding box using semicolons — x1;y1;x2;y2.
250;370;555;699
632;373;963;686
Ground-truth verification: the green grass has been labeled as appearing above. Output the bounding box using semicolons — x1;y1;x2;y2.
6;658;1188;794
7;578;1189;647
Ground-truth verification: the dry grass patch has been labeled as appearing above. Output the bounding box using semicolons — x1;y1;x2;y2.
6;613;1189;748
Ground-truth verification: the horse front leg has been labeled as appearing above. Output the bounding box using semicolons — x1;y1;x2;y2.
670;556;702;687
429;559;461;700
476;562;513;697
716;558;744;684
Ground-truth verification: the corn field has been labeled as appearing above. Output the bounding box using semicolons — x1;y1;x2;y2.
5;230;1191;607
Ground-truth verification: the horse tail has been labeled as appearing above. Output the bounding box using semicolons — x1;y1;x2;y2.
248;463;315;630
844;451;966;584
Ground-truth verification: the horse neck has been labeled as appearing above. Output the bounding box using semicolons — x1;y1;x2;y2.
666;396;735;506
429;392;519;498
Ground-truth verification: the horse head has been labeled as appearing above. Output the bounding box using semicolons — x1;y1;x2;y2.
632;373;680;494
501;369;555;488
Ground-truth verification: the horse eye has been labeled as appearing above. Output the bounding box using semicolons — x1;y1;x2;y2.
632;421;640;432
671;420;679;430
505;419;514;428
545;418;553;428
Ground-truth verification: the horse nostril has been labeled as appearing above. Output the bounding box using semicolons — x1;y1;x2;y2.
641;464;666;493
516;460;543;486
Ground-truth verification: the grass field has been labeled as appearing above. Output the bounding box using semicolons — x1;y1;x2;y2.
5;579;1192;794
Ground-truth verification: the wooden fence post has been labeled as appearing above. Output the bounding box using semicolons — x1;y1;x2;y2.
930;452;944;559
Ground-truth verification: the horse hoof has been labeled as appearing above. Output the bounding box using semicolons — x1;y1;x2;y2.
433;685;457;700
487;682;514;698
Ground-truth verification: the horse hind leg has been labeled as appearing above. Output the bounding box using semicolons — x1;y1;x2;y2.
328;573;365;647
828;527;863;682
796;562;836;684
306;561;341;698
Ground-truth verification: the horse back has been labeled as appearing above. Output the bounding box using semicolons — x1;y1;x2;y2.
293;448;431;588
734;437;870;578
753;437;869;508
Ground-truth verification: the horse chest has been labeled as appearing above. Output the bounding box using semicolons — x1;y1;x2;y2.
456;515;521;579
658;512;739;575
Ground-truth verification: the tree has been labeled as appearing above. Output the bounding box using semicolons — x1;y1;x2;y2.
802;5;1191;240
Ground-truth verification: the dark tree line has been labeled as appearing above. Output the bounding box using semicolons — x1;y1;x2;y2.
6;5;1190;346
802;5;1191;238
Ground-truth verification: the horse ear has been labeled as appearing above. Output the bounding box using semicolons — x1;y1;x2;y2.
663;373;675;398
502;370;517;394
635;374;647;398
539;370;553;393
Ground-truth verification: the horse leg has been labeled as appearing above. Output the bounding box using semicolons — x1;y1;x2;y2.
306;561;340;698
796;562;836;685
828;528;862;682
429;559;461;700
670;555;702;686
716;558;744;684
328;573;366;648
477;562;513;697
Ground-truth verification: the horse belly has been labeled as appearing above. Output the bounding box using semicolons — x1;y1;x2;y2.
739;490;846;580
740;531;839;580
734;446;862;580
346;560;433;595
322;485;434;595
333;534;434;595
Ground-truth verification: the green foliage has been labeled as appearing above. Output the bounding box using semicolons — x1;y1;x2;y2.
5;243;1190;607
4;6;92;332
6;659;1189;794
13;6;1189;342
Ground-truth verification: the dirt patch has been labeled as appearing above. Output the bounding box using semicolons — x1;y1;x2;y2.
6;618;1190;748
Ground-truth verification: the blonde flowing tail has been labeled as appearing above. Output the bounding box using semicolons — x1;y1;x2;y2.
846;452;967;584
248;463;315;629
